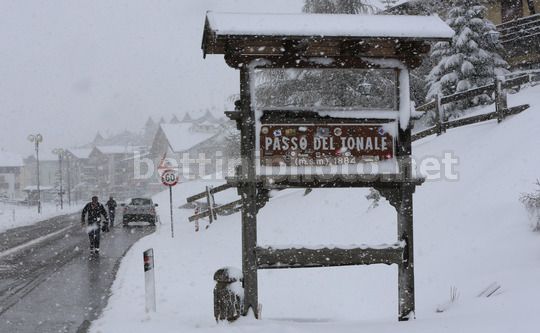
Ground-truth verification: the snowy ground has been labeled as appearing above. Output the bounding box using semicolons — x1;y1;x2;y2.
90;84;540;333
0;202;82;233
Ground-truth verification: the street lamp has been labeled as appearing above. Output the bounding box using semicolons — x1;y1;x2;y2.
65;153;71;206
52;148;64;210
486;30;500;43
28;134;43;214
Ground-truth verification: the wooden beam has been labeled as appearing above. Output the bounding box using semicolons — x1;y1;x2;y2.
239;66;260;317
440;83;495;104
411;126;438;141
256;245;404;269
226;175;424;190
186;183;233;203
415;99;436;112
502;74;530;89
397;183;415;321
188;199;243;222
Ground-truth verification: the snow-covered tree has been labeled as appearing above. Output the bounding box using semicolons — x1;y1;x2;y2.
426;0;509;115
520;180;540;231
303;0;377;14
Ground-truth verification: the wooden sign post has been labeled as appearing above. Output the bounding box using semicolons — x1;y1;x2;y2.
201;12;453;321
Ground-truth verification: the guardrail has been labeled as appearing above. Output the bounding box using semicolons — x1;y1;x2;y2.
412;73;536;141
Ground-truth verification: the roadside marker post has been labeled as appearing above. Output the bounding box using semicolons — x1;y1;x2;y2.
143;248;156;313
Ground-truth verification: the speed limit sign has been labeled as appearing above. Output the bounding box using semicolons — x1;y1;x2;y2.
161;169;178;186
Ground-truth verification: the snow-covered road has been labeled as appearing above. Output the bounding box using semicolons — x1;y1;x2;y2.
0;212;155;333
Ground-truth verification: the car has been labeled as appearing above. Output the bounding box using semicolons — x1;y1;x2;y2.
122;197;158;226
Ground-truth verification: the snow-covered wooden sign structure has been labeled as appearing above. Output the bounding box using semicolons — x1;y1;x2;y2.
202;12;453;321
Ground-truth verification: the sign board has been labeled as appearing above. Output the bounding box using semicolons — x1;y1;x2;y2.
161;169;178;186
260;124;394;167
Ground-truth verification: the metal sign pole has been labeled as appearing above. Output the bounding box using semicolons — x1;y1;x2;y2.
143;248;156;313
169;185;174;238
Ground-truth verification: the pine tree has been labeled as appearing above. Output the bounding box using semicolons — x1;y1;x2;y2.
303;0;376;14
426;0;509;115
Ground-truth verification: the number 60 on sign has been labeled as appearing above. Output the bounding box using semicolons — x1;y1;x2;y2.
161;170;178;186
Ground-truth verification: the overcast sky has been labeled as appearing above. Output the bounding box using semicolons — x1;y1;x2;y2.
0;0;304;156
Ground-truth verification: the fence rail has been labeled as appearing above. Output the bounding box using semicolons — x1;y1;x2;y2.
412;73;536;142
497;14;540;67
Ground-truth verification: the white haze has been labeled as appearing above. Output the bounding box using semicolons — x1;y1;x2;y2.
0;0;304;155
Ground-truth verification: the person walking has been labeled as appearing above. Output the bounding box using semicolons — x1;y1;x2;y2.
81;196;109;254
106;196;117;229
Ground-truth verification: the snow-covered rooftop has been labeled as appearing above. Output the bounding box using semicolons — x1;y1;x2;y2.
95;146;145;155
160;123;218;153
0;151;24;167
66;148;92;159
205;12;454;40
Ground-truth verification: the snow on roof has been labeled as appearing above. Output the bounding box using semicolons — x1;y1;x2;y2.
0;151;24;167
160;123;218;153
67;148;92;159
23;185;54;191
96;146;144;155
205;12;454;40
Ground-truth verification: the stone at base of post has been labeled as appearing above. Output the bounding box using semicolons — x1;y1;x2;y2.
214;267;244;322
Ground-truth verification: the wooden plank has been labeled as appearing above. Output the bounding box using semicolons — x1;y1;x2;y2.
256;245;403;269
444;112;497;130
440;83;495;104
501;74;530;89
205;186;216;223
186;183;233;203
226;175;424;190
411;126;438;141
415;100;436;112
188;199;243;222
503;104;530;116
497;13;540;30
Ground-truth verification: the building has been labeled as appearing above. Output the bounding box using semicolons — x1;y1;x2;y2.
0;151;24;200
88;145;148;199
64;148;93;203
150;122;225;180
23;152;59;189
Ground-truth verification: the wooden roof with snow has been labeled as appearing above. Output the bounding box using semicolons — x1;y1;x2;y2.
202;12;454;68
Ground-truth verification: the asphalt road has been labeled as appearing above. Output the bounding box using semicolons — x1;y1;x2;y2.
0;211;155;333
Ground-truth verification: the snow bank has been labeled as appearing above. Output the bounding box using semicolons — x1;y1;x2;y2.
90;84;540;333
0;202;82;233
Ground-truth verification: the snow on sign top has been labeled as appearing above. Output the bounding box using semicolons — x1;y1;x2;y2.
205;12;454;40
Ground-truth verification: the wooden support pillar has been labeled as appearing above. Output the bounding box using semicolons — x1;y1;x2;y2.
398;183;415;321
396;125;415;321
495;77;508;123
435;94;446;135
239;66;259;318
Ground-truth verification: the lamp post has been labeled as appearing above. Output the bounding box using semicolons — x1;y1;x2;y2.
65;153;71;206
486;30;500;43
52;148;64;210
28;134;43;214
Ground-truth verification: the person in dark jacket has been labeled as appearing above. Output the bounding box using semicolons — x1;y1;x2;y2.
106;196;117;229
81;196;109;254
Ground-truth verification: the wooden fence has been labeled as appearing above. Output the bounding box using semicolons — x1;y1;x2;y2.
412;74;535;142
497;14;540;67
